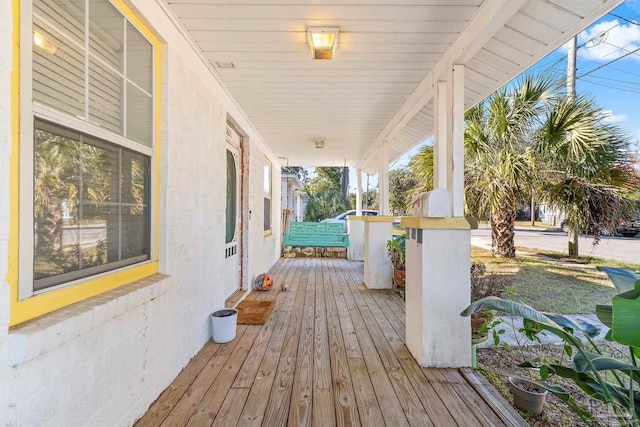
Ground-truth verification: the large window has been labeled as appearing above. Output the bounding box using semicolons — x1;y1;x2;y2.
34;120;150;291
27;0;154;295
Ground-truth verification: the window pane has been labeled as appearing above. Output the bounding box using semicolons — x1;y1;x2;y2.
34;0;85;46
226;150;237;244
34;120;150;291
89;58;123;134
89;0;124;73
127;22;152;93
126;82;152;146
33;20;85;118
34;124;82;285
121;151;150;258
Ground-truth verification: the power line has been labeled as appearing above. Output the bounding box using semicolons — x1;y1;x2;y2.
580;78;640;94
582;73;640;87
576;46;640;79
577;53;640;78
608;12;640;26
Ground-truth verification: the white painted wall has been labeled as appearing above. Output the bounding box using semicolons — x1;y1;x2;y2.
0;1;281;425
0;0;14;422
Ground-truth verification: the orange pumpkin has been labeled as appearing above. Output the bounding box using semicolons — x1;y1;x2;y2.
254;274;273;291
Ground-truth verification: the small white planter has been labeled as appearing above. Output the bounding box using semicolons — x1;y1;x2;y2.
210;309;238;343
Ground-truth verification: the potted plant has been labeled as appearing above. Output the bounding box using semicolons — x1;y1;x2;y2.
508;377;548;415
470;262;510;342
386;234;406;288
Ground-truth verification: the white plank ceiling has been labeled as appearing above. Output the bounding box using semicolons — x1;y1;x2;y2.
164;0;623;172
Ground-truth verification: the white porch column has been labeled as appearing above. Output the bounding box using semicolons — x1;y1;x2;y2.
401;218;471;367
401;64;470;368
378;141;390;215
356;168;363;215
363;216;394;288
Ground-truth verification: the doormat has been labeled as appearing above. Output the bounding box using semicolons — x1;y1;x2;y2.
236;300;275;325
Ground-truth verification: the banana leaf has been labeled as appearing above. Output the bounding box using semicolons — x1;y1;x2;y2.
595;304;613;328
596;266;640;293
544;312;601;338
612;289;640;347
461;297;584;348
573;351;640;386
573;352;640;373
551;365;640;418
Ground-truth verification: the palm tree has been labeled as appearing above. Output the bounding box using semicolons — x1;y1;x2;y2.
406;145;434;213
412;74;635;258
538;95;637;251
464;75;553;257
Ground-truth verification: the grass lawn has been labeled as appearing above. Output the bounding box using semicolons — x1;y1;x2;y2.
470;246;637;314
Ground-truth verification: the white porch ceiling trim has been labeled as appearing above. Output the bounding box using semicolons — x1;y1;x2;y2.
358;0;624;173
359;0;626;174
356;0;527;171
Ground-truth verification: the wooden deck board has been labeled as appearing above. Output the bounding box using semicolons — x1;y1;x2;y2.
136;258;526;427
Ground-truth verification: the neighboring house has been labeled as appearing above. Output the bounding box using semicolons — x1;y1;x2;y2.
538;202;566;227
0;0;621;425
281;172;308;223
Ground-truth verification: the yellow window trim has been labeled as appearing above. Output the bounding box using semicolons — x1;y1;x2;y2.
8;0;162;327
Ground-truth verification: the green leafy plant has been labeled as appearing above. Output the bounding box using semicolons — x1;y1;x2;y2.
461;266;640;426
386;234;406;270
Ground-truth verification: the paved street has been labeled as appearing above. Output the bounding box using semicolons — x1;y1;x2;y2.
471;225;640;264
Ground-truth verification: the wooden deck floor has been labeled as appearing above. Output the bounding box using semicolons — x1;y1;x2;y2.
136;258;526;427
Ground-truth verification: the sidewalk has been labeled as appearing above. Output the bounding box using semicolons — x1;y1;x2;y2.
477;313;609;348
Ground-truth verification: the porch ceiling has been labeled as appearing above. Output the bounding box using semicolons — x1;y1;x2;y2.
163;0;623;173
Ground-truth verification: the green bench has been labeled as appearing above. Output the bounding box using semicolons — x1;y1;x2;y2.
283;222;349;248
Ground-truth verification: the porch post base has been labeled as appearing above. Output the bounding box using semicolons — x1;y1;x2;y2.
402;218;471;368
363;216;394;289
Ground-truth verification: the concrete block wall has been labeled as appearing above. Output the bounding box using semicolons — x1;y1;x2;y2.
0;1;282;425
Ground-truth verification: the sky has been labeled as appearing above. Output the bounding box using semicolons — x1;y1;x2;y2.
314;0;640;192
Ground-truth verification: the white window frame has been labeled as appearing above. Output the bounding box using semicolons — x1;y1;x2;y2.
18;0;157;300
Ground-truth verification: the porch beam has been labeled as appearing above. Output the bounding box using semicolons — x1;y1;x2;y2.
378;141;390;216
356;0;526;171
452;64;465;217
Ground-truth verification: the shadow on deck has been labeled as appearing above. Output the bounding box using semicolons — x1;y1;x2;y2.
136;258;526;426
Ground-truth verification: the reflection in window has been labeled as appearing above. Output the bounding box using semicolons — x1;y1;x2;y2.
225;150;237;244
263;157;272;233
34;119;150;291
33;0;153;146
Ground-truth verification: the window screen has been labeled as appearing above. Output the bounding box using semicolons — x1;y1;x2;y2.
34;119;150;291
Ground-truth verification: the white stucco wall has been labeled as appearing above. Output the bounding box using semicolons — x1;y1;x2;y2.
0;1;281;425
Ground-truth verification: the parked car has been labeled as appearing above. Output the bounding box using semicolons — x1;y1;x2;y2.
322;209;378;230
560;217;640;237
617;217;640;237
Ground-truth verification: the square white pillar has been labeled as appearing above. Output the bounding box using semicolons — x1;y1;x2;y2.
401;217;471;368
347;216;365;261
363;216;394;289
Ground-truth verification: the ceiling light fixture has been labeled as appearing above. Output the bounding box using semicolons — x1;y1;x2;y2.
33;31;58;55
307;27;339;60
215;61;235;69
313;138;326;149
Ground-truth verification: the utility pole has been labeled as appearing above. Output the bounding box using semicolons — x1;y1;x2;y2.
567;35;579;257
